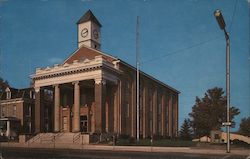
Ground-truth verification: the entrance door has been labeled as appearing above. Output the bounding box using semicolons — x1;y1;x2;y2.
80;116;87;132
63;116;68;131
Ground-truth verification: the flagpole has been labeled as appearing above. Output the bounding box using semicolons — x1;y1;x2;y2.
136;16;140;141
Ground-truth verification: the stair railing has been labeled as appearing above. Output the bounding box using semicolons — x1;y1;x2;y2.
73;133;81;144
29;133;46;144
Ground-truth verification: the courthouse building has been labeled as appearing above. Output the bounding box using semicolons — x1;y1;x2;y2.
31;10;179;138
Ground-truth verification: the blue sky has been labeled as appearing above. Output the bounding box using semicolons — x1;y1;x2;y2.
0;0;249;131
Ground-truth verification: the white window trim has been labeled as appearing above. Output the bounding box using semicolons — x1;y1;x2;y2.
6;91;11;99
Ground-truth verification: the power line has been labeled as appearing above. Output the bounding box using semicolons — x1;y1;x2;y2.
142;36;222;64
229;0;238;32
142;1;238;65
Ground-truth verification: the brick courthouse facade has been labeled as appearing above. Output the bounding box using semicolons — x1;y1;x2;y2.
31;10;179;138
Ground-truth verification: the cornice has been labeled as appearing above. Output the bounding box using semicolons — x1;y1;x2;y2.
31;56;121;81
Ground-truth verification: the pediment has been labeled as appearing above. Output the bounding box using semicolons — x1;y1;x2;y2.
63;45;116;65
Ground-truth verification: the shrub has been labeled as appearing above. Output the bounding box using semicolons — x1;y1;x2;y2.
232;139;250;148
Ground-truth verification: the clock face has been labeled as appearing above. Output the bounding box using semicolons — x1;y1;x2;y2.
81;28;88;38
93;29;99;39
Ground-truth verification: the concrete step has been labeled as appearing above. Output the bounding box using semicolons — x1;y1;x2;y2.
27;132;82;144
56;133;81;143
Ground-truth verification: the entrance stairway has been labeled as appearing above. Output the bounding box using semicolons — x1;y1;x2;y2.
28;132;82;144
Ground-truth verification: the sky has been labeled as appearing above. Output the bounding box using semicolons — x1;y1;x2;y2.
0;0;249;131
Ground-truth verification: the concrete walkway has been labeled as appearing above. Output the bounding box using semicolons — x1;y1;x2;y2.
1;142;249;156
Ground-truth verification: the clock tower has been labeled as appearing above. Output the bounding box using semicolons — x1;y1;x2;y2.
77;10;102;50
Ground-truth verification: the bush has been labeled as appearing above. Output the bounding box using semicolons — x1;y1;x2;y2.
153;134;164;140
129;137;135;144
232;139;250;148
0;135;8;142
118;134;130;140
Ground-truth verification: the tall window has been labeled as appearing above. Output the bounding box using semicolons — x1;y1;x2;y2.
13;105;17;117
62;93;67;106
126;103;130;118
30;90;35;99
1;106;6;117
124;80;131;118
26;121;32;134
45;108;49;120
26;105;31;117
125;81;130;99
44;89;53;100
80;94;86;106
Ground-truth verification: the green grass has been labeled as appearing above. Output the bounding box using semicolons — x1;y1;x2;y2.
152;139;197;147
115;138;197;147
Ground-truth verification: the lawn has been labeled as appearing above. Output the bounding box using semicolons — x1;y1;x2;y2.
115;138;197;147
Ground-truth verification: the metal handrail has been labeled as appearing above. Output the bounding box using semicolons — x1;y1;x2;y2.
29;133;46;143
54;128;64;138
73;133;81;143
40;133;54;143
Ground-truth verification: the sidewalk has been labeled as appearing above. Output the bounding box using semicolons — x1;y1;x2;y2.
1;142;249;156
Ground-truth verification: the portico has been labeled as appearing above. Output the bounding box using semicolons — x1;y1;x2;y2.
32;55;121;134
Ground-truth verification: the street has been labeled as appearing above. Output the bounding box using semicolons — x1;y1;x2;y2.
0;147;248;159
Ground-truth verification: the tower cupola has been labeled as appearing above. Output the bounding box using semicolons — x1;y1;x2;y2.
77;10;102;50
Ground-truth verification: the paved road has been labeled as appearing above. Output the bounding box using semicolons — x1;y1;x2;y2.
0;147;248;159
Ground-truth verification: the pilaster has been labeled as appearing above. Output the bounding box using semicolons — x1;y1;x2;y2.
142;84;147;138
113;85;118;133
168;93;173;137
131;80;136;137
152;87;157;135
161;93;166;137
35;87;41;133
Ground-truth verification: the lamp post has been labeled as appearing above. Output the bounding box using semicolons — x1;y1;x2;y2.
214;9;231;153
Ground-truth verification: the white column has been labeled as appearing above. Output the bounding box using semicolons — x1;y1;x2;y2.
54;84;60;132
94;78;106;133
6;121;10;138
73;81;80;132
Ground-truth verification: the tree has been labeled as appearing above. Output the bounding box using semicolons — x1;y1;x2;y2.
0;77;9;93
189;87;240;138
238;117;250;137
179;118;192;140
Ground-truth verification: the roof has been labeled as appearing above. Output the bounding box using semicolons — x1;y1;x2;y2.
0;87;34;100
64;44;117;64
63;45;180;94
77;9;102;27
119;60;180;94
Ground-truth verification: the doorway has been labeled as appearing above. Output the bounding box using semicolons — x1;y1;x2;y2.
63;116;68;132
80;116;87;132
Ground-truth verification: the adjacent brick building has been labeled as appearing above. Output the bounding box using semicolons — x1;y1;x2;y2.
0;87;35;136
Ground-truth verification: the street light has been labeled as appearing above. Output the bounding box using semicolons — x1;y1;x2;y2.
214;9;231;153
